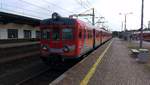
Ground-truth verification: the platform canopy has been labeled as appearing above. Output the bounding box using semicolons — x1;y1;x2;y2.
0;12;41;26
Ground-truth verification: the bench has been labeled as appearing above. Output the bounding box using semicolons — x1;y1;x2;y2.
131;49;139;53
131;49;139;58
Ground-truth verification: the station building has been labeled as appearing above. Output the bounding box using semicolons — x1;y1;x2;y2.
0;12;41;40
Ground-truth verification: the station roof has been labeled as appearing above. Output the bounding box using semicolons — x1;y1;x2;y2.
0;12;41;26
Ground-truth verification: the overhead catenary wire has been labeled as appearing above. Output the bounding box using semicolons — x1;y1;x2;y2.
1;6;42;19
75;0;89;9
86;0;93;7
83;0;91;8
43;0;75;14
0;1;49;19
20;0;78;15
2;0;80;18
19;0;52;12
1;0;95;19
3;3;50;15
42;0;92;16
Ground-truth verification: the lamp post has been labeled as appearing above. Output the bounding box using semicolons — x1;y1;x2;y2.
121;21;124;31
119;12;133;31
140;0;144;48
119;12;132;40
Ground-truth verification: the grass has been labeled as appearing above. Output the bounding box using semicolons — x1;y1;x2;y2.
127;41;150;51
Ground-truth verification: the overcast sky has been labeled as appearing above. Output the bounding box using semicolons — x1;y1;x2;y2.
0;0;150;31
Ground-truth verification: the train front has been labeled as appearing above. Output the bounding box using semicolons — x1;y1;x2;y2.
40;13;77;62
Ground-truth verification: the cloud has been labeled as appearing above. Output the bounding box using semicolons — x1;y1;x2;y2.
1;0;150;31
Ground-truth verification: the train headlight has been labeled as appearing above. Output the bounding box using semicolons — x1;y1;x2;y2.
63;45;75;52
42;45;48;50
63;46;69;52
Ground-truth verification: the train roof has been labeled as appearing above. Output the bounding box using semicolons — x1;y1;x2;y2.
76;19;94;29
40;17;76;25
76;19;111;33
40;15;111;34
134;30;150;34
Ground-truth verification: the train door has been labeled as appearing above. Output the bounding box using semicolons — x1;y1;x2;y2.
93;29;95;48
78;27;84;55
50;27;63;51
41;28;51;44
83;28;87;52
100;31;102;44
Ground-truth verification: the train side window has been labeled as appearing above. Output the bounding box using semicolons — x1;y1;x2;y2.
88;30;90;39
96;32;99;37
42;30;50;39
84;30;86;39
79;30;82;39
90;31;92;38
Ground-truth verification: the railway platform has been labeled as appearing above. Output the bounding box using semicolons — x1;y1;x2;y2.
0;41;40;48
0;41;40;64
50;38;150;85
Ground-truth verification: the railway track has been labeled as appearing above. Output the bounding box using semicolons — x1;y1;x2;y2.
14;44;106;85
0;40;110;85
17;41;110;85
16;68;50;85
15;61;79;85
0;54;80;85
0;41;40;64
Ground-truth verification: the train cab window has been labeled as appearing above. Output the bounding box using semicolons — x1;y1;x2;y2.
52;29;60;40
62;28;73;40
42;29;50;39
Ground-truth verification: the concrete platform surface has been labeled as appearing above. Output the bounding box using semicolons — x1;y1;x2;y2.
50;38;150;85
89;38;150;85
0;41;40;48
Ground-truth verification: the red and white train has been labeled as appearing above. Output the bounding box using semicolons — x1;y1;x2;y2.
40;12;112;64
133;30;150;41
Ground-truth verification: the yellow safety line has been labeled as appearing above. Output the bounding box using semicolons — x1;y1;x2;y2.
80;40;113;85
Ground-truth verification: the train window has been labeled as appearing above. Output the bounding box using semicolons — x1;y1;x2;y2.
84;30;86;39
79;31;82;39
96;32;99;37
90;31;93;38
52;29;60;40
88;31;90;38
62;28;73;40
42;30;50;39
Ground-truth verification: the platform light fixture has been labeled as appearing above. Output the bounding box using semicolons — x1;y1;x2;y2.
119;12;133;31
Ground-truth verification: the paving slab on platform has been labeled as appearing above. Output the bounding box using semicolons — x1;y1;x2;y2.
0;41;40;48
89;38;150;85
50;38;150;85
50;39;111;85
